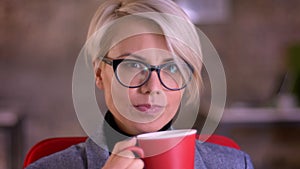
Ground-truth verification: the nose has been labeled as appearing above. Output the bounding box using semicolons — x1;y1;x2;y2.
140;71;163;94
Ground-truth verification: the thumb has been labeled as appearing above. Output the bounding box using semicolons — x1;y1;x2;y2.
113;137;138;153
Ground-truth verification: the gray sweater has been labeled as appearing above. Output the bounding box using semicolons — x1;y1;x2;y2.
25;138;254;169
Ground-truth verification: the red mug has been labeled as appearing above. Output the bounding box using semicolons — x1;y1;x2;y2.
137;129;197;169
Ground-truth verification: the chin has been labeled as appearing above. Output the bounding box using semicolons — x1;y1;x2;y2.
134;121;167;134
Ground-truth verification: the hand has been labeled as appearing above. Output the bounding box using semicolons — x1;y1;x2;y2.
102;137;145;169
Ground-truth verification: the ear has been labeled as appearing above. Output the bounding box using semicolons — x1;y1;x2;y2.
95;67;104;90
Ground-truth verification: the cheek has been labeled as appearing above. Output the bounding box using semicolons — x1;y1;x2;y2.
128;89;138;104
110;76;131;107
168;91;182;104
102;70;129;109
163;90;182;110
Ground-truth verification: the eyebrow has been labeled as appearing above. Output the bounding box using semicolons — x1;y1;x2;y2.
117;53;175;62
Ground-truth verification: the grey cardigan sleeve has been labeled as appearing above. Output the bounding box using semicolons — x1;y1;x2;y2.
195;141;254;169
245;153;254;169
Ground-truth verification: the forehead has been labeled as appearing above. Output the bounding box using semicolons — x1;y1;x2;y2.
107;34;172;62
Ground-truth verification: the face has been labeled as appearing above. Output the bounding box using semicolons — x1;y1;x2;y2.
95;34;184;135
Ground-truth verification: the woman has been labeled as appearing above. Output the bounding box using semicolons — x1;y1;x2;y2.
26;0;254;168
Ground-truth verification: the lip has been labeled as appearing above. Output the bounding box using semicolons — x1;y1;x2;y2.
134;104;164;114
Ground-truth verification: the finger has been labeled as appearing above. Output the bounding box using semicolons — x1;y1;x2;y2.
124;146;144;158
113;137;137;155
117;148;136;159
104;150;136;168
126;159;144;169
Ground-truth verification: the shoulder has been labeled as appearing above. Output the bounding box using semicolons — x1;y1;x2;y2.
195;141;254;169
25;138;109;169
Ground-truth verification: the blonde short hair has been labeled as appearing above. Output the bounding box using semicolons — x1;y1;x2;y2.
86;0;203;103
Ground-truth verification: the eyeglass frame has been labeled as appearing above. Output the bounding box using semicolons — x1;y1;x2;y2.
101;54;194;91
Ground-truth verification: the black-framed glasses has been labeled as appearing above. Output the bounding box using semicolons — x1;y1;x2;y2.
102;57;194;91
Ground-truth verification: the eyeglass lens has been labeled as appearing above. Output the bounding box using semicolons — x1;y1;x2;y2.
115;59;192;90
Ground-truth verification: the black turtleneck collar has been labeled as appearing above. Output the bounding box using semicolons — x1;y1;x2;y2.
103;110;172;152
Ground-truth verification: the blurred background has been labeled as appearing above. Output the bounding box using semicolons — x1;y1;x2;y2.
1;0;300;168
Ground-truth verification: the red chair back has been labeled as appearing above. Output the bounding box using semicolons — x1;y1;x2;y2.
23;137;87;168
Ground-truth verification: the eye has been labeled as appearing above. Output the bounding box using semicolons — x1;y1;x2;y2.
125;62;144;69
167;64;179;74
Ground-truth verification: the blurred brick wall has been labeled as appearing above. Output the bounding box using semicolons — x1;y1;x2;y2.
0;0;100;163
199;0;300;106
